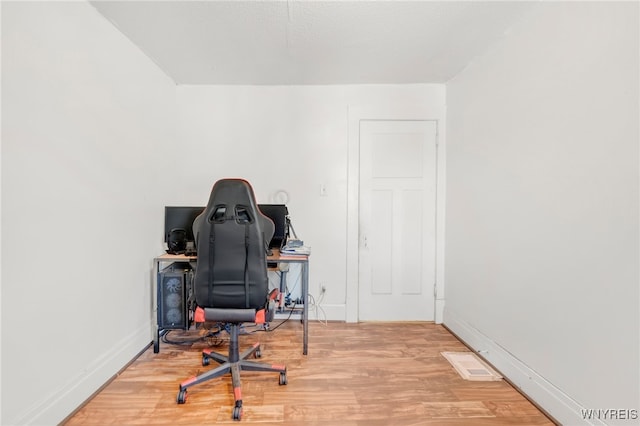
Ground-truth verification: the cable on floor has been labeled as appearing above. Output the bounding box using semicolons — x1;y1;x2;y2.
161;324;225;347
307;293;328;325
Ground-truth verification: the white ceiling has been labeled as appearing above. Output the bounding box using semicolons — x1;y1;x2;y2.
90;1;537;85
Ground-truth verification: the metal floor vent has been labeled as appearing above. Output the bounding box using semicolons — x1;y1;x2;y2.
441;351;503;381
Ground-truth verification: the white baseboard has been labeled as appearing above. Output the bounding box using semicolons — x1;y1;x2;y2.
274;303;346;322
12;323;152;425
443;308;605;426
309;303;346;321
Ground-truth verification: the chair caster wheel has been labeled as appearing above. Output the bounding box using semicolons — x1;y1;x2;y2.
202;355;210;366
279;371;288;385
255;348;261;358
177;389;187;404
233;404;243;420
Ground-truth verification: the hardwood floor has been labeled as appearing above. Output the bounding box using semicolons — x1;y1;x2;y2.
64;321;555;425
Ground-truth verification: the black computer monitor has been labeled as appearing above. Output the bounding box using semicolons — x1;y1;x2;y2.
164;205;287;252
258;204;289;248
164;206;205;244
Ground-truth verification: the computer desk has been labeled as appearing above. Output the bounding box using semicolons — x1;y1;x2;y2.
152;249;309;355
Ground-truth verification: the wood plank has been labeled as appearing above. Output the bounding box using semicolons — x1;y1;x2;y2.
63;321;555;425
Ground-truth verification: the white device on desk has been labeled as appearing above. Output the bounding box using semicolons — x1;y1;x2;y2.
286;239;303;247
280;245;311;256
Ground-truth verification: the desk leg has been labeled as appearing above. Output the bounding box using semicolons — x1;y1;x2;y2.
302;261;308;355
278;269;287;311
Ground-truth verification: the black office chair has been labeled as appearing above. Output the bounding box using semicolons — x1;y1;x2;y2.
176;178;287;421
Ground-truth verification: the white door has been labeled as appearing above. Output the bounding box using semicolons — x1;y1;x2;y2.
358;120;437;321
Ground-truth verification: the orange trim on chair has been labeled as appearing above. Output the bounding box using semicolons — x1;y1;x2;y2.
194;307;205;323
255;309;266;324
180;376;198;387
271;364;286;370
234;387;242;402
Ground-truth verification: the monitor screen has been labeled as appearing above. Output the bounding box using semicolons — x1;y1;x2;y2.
164;206;205;243
164;205;288;250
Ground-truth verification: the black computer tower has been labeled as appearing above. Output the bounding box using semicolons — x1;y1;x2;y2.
157;262;194;329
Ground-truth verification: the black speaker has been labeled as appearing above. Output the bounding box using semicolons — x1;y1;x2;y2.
258;204;289;248
167;228;187;254
158;263;193;329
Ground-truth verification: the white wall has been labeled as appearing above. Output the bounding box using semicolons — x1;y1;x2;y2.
174;84;445;320
1;3;445;421
445;2;639;425
7;1;635;424
1;2;176;424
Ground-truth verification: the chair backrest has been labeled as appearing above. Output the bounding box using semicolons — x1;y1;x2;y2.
192;179;275;310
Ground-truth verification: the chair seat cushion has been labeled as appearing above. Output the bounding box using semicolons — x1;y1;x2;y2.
203;307;257;323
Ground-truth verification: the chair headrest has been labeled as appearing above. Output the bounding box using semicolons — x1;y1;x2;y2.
206;179;259;217
208;179;256;206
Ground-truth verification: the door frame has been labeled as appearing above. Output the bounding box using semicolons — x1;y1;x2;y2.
346;104;446;323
